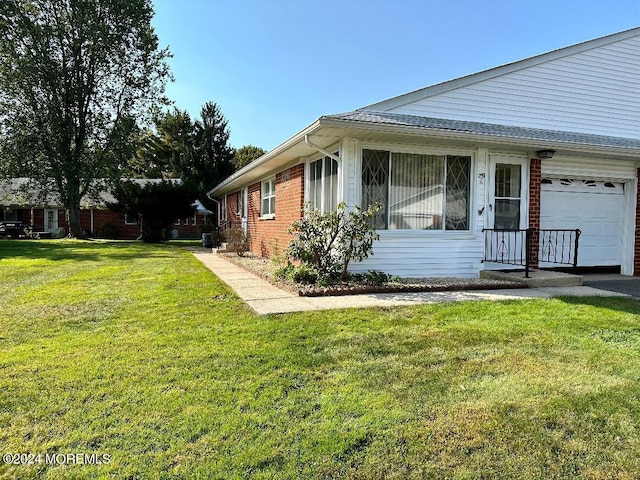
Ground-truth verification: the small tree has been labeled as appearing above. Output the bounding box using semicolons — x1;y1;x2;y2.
109;180;196;243
285;203;380;281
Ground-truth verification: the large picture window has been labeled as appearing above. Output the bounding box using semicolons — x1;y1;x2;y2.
309;156;338;212
361;149;470;230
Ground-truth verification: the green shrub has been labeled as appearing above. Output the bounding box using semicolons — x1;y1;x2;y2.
96;221;120;239
290;265;317;284
366;270;395;286
285;202;380;280
274;263;317;285
274;263;294;281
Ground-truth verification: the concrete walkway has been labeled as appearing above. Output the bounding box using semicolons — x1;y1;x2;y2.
190;250;629;315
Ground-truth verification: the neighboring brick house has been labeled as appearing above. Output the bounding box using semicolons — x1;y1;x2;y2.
210;28;640;278
0;179;210;239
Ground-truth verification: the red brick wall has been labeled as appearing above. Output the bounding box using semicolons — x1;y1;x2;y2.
245;164;305;258
225;191;242;226
13;207;205;240
528;158;541;268
635;169;640;275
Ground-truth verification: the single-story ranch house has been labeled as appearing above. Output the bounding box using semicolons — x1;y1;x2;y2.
0;178;210;239
210;27;640;278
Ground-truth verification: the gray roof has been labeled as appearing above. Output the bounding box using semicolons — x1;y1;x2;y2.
324;110;640;151
0;178;202;209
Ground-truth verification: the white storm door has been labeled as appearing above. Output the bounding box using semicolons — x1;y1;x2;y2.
485;156;528;267
240;187;248;232
488;157;528;230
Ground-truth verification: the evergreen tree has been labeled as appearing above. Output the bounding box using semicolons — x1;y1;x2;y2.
109;180;196;243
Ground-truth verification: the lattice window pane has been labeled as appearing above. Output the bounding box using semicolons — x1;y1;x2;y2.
445;156;470;230
361;149;389;229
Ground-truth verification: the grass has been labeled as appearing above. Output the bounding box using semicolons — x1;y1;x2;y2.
1;240;640;478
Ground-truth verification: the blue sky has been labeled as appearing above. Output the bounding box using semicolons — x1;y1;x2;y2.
152;0;640;151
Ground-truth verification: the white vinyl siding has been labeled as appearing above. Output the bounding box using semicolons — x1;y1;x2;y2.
387;36;640;139
350;231;484;278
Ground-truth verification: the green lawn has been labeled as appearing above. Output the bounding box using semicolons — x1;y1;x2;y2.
1;240;640;479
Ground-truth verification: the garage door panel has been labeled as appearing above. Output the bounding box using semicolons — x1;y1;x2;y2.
540;178;623;267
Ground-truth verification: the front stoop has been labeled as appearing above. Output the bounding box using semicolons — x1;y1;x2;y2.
481;269;583;288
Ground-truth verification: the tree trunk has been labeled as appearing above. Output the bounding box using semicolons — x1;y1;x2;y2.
67;200;83;238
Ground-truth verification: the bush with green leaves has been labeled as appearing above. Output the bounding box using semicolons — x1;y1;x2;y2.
285;202;381;281
274;263;318;285
366;270;396;286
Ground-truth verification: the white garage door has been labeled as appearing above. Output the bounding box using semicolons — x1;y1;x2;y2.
540;178;624;267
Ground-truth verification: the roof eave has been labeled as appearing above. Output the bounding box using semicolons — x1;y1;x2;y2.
319;117;640;158
209;119;325;196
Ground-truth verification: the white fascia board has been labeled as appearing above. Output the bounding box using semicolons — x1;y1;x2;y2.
364;27;640;112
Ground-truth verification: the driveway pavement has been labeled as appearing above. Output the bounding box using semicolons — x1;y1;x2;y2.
583;274;640;298
190;250;632;315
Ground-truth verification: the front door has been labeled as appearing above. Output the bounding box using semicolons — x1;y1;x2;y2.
488;156;528;230
44;209;58;233
485;156;529;268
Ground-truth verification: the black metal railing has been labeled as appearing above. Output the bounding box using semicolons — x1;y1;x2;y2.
539;229;581;269
483;228;581;278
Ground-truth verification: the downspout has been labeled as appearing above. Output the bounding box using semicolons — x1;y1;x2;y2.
304;135;341;163
206;190;222;248
206;190;221;226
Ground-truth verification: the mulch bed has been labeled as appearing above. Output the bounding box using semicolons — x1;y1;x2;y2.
218;253;528;297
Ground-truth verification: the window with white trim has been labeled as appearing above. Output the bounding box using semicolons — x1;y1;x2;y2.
361;149;471;230
124;213;137;225
261;177;276;217
309;155;338;212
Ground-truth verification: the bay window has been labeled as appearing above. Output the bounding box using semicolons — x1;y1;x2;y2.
361;149;471;230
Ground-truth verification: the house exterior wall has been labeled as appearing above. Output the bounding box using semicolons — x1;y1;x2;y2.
244;164;304;257
224;191;242;227
384;36;640;140
2;207;205;240
346;141;486;278
528;158;542;268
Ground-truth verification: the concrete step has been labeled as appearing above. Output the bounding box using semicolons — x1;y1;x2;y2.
481;269;583;288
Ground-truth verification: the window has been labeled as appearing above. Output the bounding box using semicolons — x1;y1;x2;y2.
261;177;276;217
309;155;338;212
361;149;470;230
124;213;137;225
3;209;17;221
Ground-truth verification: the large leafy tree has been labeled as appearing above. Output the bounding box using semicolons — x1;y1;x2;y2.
0;0;170;237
